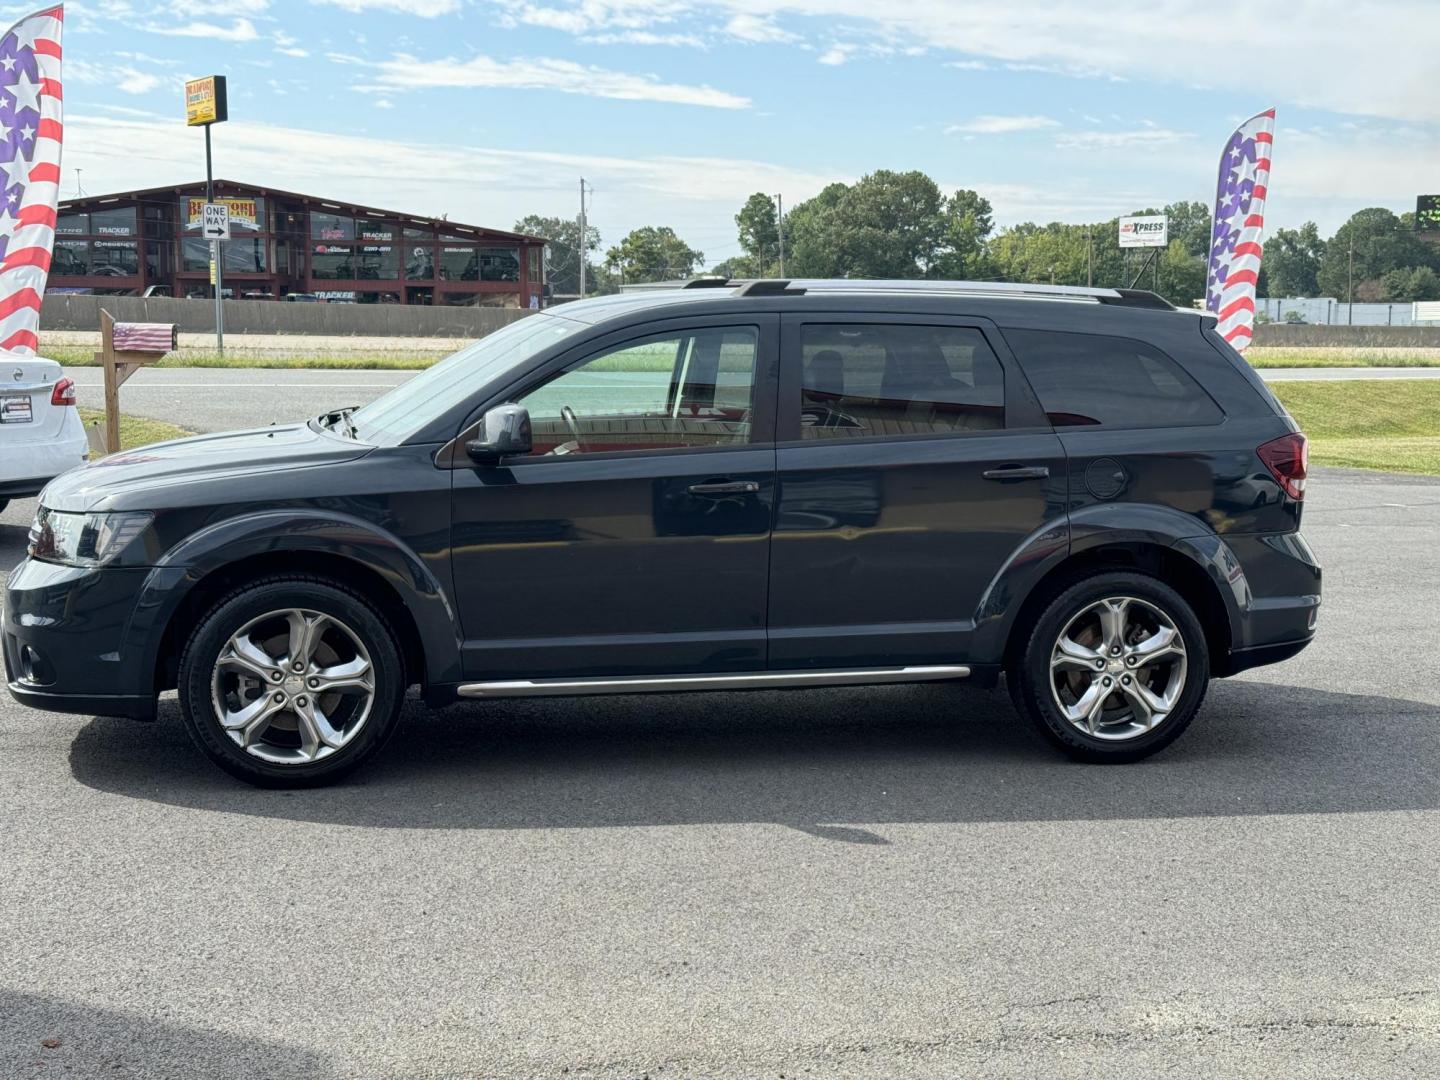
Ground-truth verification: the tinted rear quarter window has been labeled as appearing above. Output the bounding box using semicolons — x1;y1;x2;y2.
1005;329;1224;428
799;323;1005;438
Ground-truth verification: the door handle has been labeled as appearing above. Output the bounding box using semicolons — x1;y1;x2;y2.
982;465;1050;481
687;479;761;496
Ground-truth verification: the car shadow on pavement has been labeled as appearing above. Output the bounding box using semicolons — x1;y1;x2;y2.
68;679;1440;834
0;988;335;1080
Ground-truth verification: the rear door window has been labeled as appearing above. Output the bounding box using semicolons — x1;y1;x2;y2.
1005;329;1224;428
798;323;1005;439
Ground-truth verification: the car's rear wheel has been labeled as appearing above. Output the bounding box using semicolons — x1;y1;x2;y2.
1010;571;1209;762
177;577;405;787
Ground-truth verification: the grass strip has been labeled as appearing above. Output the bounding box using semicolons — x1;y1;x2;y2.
77;409;194;452
1270;380;1440;476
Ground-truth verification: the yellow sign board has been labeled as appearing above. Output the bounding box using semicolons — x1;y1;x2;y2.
185;76;228;127
186;197;258;232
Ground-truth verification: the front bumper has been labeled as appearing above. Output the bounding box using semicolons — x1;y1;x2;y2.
3;557;157;719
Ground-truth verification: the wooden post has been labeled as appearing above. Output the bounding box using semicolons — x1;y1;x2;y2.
95;309;171;454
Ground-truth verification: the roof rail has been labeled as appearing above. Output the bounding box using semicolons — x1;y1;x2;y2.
681;276;734;289
713;278;1176;310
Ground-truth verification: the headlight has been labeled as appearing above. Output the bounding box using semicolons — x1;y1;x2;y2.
27;508;154;568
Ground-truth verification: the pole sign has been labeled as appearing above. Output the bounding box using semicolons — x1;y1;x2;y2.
201;202;231;241
185;76;228;127
1119;214;1168;248
1417;195;1440;233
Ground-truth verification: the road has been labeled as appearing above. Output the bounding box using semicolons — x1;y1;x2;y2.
63;364;1440;435
2;467;1439;1077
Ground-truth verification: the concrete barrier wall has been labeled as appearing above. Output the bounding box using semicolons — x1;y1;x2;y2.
40;294;531;338
1252;324;1440;348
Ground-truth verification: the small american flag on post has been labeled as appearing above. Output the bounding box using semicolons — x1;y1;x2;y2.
0;5;63;356
1206;108;1275;351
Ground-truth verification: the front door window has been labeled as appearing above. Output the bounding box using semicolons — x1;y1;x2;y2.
517;327;758;455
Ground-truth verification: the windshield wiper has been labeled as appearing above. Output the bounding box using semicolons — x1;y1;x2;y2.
319;406;361;440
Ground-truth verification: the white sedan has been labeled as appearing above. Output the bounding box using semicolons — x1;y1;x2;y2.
0;351;89;515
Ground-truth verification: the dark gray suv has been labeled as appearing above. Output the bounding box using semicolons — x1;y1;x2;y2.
4;279;1320;786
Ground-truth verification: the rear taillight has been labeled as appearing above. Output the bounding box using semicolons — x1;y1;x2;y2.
1258;432;1308;500
51;377;76;407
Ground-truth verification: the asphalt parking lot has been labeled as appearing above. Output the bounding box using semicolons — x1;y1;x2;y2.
3;467;1439;1078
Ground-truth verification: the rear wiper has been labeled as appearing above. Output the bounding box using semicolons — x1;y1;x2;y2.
319;406;360;440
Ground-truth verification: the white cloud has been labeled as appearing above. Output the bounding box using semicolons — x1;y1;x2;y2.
477;0;1440;123
945;59;989;71
365;53;750;109
589;31;706;47
1056;128;1195;150
817;43;855;66
65;58;162;96
724;14;797;43
148;18;261;43
310;0;460;13
273;31;309;57
947;114;1060;135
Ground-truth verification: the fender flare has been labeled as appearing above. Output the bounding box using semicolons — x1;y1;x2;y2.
971;502;1248;664
125;509;463;689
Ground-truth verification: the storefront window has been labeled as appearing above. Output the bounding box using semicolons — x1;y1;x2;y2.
222;236;268;274
55;214;88;236
480;247;521;282
403;227;434;241
405;244;435;280
311;213;354;241
356;292;400;305
528;247;541;283
311;244;355;279
53;239;90;275
182;238;211;273
439;245;478;282
91;239;139;276
90;206;137;237
356;220;394;242
354;243;399;279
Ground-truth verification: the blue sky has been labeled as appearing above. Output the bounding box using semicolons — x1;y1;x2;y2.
21;0;1440;264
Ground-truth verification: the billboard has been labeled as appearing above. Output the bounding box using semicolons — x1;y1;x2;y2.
185;197;259;232
1119;214;1168;248
185;76;228;127
1417;195;1440;233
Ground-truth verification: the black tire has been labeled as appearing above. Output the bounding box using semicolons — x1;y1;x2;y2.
1009;570;1209;763
177;576;406;787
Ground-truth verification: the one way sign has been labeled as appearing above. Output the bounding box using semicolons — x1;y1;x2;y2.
201;202;231;241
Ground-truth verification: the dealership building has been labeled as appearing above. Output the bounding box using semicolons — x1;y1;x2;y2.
47;180;546;307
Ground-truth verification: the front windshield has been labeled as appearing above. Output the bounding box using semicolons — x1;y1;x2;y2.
349;313;585;445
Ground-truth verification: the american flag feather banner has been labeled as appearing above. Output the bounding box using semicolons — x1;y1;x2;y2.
0;5;63;356
1206;108;1274;351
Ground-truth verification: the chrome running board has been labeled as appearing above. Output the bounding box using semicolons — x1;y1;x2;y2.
457;665;970;699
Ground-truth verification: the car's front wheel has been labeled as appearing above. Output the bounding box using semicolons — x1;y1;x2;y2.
1010;571;1209;763
177;576;406;787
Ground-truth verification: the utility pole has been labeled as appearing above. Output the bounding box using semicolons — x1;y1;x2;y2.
74;168;83;198
577;178;589;297
1347;233;1354;325
775;193;785;277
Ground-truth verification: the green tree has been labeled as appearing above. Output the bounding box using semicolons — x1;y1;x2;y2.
930;189;995;280
1161;200;1212;258
1156;239;1207;307
734;193;780;276
785;171;949;278
1317;208;1434;299
1381;265;1440;302
1265;222;1325;296
605;226;704;284
514;214;600;297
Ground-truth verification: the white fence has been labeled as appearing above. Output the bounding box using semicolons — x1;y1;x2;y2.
1257;297;1417;326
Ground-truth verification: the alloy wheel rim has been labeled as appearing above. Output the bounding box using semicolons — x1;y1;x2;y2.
1048;595;1187;742
210;608;376;765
